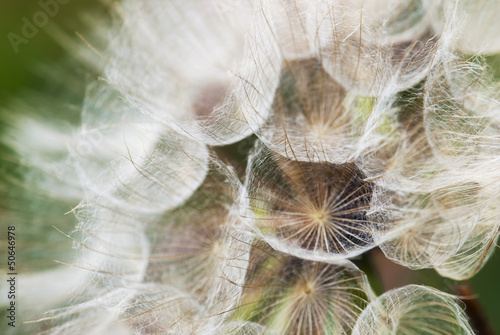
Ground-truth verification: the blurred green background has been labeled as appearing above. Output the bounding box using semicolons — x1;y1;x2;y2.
0;1;499;334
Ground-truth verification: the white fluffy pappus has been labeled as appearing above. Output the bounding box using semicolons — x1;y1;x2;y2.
254;57;400;165
352;285;475;335
242;141;402;262
103;0;282;146
366;55;500;278
72;81;209;215
233;241;375;335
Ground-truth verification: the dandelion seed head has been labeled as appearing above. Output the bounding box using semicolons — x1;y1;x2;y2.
238;243;374;335
245;144;382;261
3;0;499;333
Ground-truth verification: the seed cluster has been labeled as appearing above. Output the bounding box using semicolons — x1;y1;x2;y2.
3;0;500;334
